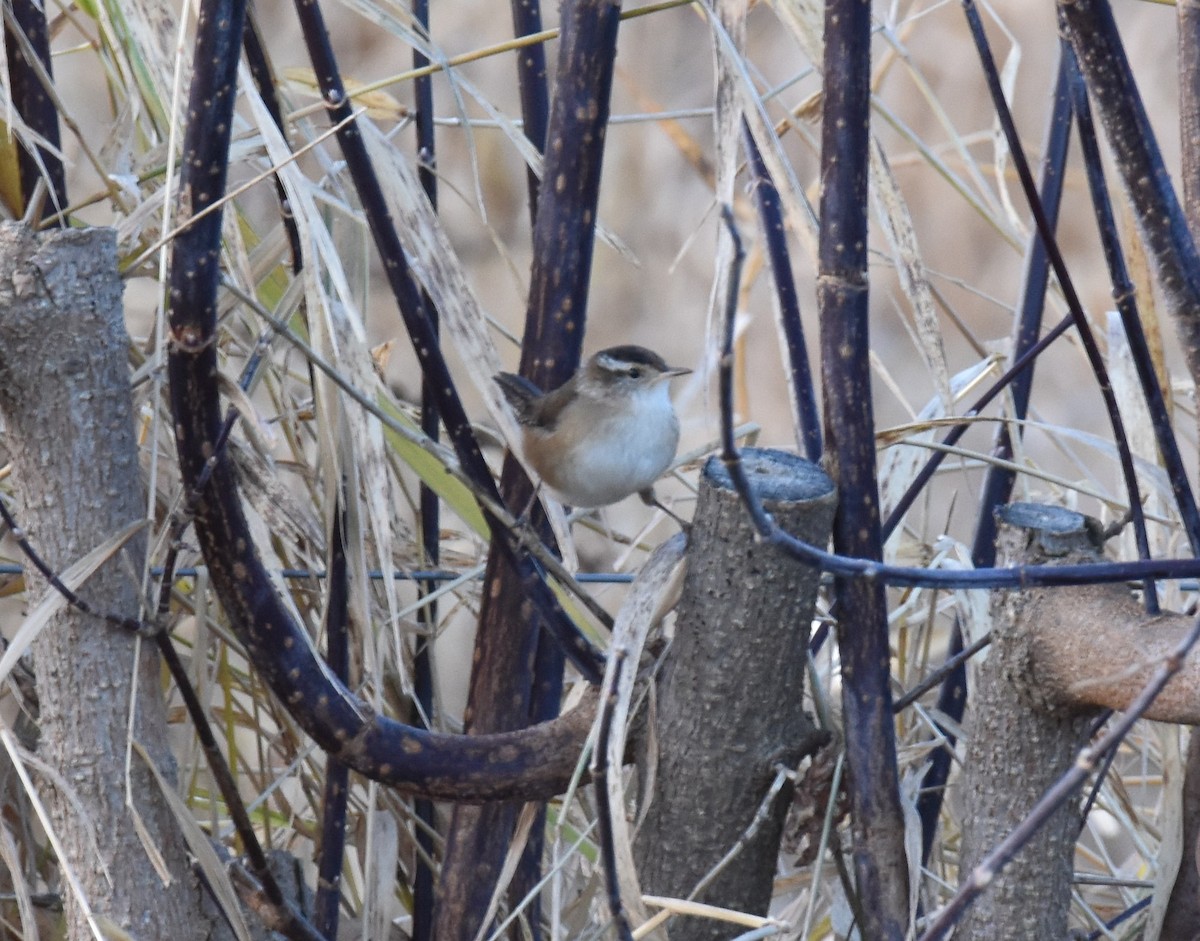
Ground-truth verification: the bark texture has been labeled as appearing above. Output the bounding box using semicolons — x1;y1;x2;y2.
1180;0;1200;231
1060;0;1200;388
1164;5;1200;931
635;449;835;940
1162;731;1200;940
0;224;206;939
999;582;1200;723
955;503;1103;941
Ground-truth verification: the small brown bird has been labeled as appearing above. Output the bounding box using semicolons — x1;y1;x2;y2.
495;345;691;510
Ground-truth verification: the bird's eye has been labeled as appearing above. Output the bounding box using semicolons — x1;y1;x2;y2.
627;366;641;378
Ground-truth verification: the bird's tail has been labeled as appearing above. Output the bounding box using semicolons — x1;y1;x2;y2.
493;372;543;425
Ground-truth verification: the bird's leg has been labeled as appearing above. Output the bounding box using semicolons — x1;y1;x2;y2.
514;481;575;538
639;487;690;531
504;483;560;564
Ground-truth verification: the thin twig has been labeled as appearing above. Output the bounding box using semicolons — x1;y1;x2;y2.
960;0;1156;603
687;765;793;901
893;631;992;713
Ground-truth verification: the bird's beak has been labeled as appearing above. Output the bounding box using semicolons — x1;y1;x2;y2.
662;366;692;380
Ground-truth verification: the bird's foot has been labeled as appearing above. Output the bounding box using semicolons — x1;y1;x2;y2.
638;488;690;532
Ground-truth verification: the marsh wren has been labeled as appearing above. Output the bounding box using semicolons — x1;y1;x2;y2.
495;345;691;511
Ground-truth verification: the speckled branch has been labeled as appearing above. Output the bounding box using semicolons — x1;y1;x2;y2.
167;0;595;803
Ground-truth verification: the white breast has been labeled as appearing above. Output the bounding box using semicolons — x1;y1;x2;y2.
534;382;681;508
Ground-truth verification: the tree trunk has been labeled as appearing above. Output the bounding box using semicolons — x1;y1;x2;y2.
955;503;1103;941
636;449;835;939
0;224;210;940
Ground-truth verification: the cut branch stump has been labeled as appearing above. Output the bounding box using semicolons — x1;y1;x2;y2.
636;448;835;940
